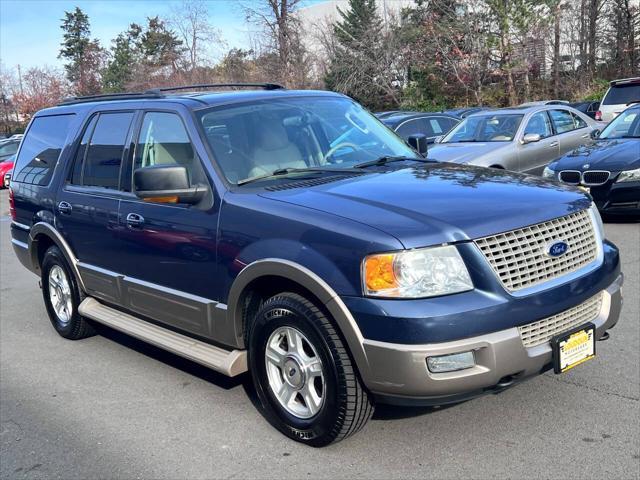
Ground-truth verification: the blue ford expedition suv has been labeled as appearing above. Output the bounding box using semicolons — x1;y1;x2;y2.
9;84;623;446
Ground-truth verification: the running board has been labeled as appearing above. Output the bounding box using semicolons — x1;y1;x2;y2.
78;298;247;377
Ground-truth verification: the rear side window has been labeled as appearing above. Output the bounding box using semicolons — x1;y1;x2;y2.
12;114;74;185
72;112;134;189
602;84;640;105
396;119;423;138
549;110;575;134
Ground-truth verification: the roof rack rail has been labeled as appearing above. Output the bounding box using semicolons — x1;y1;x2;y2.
145;83;285;94
59;91;164;106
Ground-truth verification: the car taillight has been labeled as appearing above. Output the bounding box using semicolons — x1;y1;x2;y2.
595;110;602;121
8;186;16;220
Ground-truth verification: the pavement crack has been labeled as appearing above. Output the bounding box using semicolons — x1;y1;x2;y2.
546;375;640;402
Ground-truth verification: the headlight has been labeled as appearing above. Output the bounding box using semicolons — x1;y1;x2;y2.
616;167;640;183
363;245;473;298
542;166;557;179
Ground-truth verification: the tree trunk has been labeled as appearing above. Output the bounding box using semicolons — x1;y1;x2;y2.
587;0;600;76
553;1;561;97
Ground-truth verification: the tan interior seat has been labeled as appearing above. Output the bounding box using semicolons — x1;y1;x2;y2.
248;121;306;178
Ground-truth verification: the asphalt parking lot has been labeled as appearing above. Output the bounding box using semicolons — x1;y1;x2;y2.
0;189;638;479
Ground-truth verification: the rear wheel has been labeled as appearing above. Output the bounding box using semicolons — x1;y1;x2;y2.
247;292;373;447
41;246;95;340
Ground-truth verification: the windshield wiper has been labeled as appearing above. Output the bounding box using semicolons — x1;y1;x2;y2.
353;155;433;169
237;167;362;186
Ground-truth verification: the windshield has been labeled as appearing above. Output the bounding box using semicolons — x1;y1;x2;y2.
197;96;419;184
441;114;523;143
599;108;640;139
602;83;640;105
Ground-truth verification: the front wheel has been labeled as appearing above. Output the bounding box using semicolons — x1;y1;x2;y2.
247;292;373;447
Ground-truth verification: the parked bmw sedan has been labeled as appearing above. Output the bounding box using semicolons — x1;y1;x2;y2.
380;111;460;144
543;103;640;218
427;105;598;174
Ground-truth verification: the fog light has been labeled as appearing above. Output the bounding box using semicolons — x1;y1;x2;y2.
427;351;475;373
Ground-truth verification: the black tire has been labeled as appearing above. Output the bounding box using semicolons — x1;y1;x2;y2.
41;245;95;340
247;292;373;447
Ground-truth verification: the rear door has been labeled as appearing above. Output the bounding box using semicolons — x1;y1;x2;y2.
549;109;591;155
116;109;221;339
55;110;135;302
518;111;557;174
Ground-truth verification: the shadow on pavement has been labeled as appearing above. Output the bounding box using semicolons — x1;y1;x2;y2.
93;323;246;391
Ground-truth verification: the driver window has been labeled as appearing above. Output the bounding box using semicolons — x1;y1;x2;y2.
134;112;205;186
524;112;553;138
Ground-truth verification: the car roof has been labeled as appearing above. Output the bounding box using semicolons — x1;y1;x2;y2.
466;104;579;116
381;112;459;126
35;88;346;116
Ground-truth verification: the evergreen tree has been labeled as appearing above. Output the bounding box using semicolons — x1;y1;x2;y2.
102;28;139;93
59;7;103;95
325;0;393;109
138;16;183;70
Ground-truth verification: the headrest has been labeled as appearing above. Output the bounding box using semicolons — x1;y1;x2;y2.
256;121;290;151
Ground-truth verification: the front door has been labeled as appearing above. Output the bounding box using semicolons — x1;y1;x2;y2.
117;110;222;339
518;111;558;174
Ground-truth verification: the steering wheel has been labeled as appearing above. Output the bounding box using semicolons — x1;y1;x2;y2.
323;142;360;164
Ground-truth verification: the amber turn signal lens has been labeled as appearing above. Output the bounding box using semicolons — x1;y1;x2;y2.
364;253;398;292
143;196;179;203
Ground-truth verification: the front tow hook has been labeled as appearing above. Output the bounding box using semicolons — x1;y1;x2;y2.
598;331;610;341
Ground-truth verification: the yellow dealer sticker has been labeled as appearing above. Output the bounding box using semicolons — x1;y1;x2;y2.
553;324;596;374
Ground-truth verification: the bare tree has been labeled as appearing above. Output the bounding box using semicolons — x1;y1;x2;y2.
242;0;309;86
169;0;224;72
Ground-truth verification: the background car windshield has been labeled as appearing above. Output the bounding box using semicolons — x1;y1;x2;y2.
198;97;419;184
599;109;640;138
602;83;640;105
442;114;523;143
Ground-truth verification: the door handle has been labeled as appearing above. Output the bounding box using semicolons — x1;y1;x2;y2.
126;213;145;229
549;141;558;148
57;201;72;215
582;133;590;138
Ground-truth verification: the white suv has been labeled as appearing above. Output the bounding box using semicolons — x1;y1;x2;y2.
596;77;640;123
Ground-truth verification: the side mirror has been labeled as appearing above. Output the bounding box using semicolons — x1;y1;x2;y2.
590;128;601;139
407;133;428;154
522;133;541;144
133;165;207;204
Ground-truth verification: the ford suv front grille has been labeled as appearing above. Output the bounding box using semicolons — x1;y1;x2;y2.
518;292;603;348
474;209;598;292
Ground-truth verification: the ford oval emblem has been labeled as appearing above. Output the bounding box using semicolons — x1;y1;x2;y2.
546;240;569;258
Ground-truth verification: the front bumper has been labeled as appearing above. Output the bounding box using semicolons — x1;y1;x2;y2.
362;273;623;406
591;179;640;216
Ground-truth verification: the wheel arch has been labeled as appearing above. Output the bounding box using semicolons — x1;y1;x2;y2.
227;258;371;380
28;222;86;292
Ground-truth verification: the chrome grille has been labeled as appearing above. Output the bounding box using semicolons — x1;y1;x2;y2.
474;209;598;292
518;292;603;348
582;170;610;186
559;170;581;184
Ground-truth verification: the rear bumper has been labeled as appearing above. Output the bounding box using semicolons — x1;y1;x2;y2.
362;273;623;406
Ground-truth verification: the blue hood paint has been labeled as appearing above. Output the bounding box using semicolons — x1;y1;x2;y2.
554;138;640;172
260;164;591;249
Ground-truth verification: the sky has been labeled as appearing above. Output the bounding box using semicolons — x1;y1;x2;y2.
0;0;326;71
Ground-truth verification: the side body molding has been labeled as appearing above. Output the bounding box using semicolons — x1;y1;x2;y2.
28;222;87;292
226;258;371;380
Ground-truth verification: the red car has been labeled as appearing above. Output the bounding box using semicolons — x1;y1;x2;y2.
0;154;14;189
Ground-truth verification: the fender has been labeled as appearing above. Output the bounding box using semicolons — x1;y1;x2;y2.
226;258;371;380
28;222;87;292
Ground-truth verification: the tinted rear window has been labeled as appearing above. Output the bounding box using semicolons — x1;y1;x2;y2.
12;114;75;185
81;112;134;189
602;83;640;105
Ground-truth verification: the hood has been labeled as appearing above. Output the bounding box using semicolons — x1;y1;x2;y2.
259;164;591;249
554;139;640;171
426;142;510;164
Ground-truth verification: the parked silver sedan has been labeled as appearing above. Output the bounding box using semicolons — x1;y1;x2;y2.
426;105;599;174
